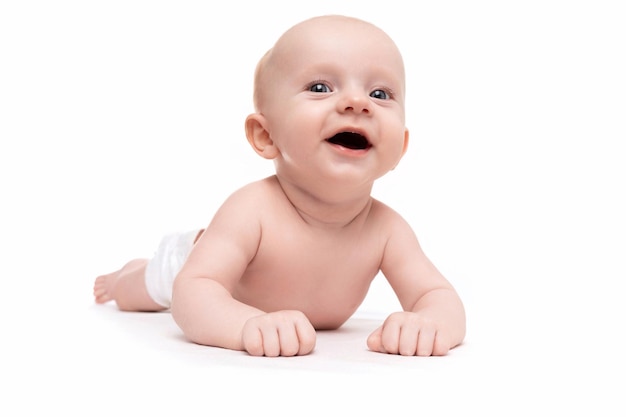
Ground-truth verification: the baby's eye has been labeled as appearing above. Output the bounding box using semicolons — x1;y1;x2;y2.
309;82;331;93
370;89;391;100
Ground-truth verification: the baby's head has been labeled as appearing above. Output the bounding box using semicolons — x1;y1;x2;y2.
253;15;406;113
246;15;409;189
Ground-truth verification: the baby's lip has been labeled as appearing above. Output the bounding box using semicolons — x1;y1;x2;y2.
325;130;371;150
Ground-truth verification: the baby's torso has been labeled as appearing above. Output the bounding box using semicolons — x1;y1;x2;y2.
233;228;383;329
230;182;391;329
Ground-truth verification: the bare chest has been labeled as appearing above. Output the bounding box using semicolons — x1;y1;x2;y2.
233;227;383;328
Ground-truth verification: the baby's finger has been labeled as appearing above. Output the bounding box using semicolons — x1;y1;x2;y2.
432;332;451;356
294;319;316;355
366;326;385;353
398;325;419;356
242;327;265;356
261;327;281;357
381;321;401;354
416;327;436;356
277;323;301;357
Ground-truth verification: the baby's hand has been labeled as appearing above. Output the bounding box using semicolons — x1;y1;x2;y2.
241;310;316;357
367;311;450;356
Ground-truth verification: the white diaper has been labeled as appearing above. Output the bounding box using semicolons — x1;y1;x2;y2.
144;229;201;308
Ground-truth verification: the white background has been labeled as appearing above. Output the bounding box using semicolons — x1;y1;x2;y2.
1;1;624;415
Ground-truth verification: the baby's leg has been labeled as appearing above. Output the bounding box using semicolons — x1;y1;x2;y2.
93;259;166;312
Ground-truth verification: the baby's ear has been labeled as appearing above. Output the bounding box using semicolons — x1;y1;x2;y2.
392;128;410;170
401;128;409;157
245;113;279;159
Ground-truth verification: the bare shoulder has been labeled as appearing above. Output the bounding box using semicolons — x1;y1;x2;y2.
219;176;282;208
368;198;414;232
195;177;283;258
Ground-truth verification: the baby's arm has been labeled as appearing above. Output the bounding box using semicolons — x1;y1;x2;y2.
171;274;315;356
170;186;316;357
367;211;466;356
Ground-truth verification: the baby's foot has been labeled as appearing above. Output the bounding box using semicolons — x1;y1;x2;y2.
93;271;119;304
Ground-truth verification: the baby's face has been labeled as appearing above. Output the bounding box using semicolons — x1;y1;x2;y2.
259;16;409;189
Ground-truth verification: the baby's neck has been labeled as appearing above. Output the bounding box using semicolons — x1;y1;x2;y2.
293;197;374;229
274;175;374;229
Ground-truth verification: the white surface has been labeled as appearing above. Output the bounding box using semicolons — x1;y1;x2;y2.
1;1;625;415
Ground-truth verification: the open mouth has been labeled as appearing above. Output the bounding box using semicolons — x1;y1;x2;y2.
326;132;371;150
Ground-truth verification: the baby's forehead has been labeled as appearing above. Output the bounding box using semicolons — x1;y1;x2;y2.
254;16;405;109
272;18;403;74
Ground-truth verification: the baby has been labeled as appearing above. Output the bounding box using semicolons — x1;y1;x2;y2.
94;14;466;357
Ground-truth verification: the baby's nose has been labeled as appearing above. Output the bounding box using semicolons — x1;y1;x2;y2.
337;89;371;114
